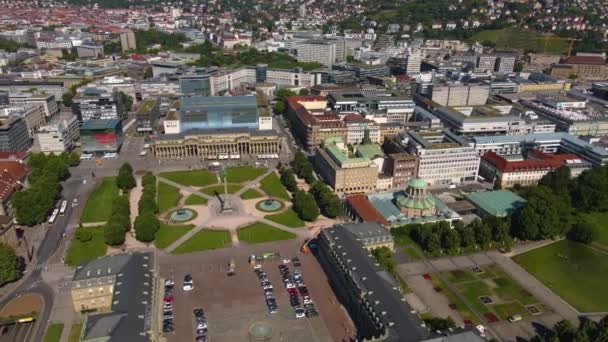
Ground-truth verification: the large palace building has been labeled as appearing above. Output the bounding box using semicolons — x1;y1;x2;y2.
152;128;280;159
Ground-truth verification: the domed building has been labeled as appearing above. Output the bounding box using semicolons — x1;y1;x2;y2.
395;178;437;217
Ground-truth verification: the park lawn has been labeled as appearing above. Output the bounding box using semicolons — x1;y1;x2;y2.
155;224;193;249
240;188;264;200
237;222;296;244
68;323;82;342
471;28;570;54
580;212;608;247
159;170;217;187
172;229;231;254
225;166;267;183
200;184;241;196
157;182;180;213
260;173;290;200
265;209;305;228
513;239;608;312
184;194;208;205
430;275;480;324
81;177;118;223
65;227;107;266
44;323;64;342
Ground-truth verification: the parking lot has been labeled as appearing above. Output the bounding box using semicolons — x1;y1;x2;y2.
157;239;354;342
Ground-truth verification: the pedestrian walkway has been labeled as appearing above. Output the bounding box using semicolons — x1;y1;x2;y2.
234;168;275;197
156;176;215;201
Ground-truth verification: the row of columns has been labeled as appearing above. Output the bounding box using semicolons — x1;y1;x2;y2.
153;141;280;159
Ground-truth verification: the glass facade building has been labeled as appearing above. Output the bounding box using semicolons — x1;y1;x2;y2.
80;119;123;153
179;75;211;96
179;96;258;131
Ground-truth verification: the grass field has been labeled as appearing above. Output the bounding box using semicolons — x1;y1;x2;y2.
68;323;81;342
260;173;290;200
155;224;193;249
237;222;296;244
172;229;231;254
225;166;267;183
200;184;241;196
240;188;264;200
471;28;570;54
81;177;117;223
184;194;208;205
158;182;180;213
513;240;608;312
434;264;542;322
580;212;608;247
265;209;305;228
44;323;64;342
159;170;217;187
65;227;107;266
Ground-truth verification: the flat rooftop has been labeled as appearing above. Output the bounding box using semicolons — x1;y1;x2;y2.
464;190;526;217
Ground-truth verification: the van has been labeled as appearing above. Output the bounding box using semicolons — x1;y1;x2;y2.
139;151;148;157
508;314;522;323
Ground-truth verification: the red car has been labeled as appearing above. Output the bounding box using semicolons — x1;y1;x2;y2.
287;288;297;295
164;295;174;302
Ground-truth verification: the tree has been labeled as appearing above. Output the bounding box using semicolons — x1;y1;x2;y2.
119;91;133;112
485;216;510;246
554;320;576;341
116;162;136;190
62;92;74;106
67;151;80;166
441;228;461;252
511;186;571;240
292;190;319;221
273;101;286;115
298;88;310;96
0;243;19;284
75;228;93;242
134;213;160;242
568;221;597;244
142;172;156;188
139;192;158;215
280;168;298;192
104;222;125;246
539;166;571;199
471;219;491;247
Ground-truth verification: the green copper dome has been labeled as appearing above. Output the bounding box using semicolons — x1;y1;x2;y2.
408;178;428;189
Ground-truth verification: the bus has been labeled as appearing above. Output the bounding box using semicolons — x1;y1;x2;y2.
48;209;59;224
59;200;67;216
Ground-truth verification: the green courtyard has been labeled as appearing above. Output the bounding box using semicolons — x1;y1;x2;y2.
184;193;208;205
240;188;264;200
237;222;296;244
513;240;608;312
172;229;231;254
432;264;544;323
44;323;64;342
225;166;267;183
159;170;217;187
81;177;118;223
65;227;107;266
157;182;180;213
579;212;608;249
265;209;305;228
260;173;290;200
155;224;194;249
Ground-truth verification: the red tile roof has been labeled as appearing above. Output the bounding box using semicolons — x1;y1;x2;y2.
346;194;389;226
0;151;28;162
564;56;606;65
0;161;30;202
482;150;580;173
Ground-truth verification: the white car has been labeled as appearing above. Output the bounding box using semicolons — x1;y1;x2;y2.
253;264;262;269
263;285;273;290
303;298;312;305
183;274;194;291
286;283;295;289
165;279;175;287
282;259;290;264
295;309;305;319
196;322;207;330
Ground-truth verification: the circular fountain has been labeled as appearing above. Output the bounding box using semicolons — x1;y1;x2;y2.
255;199;284;212
169;208;196;222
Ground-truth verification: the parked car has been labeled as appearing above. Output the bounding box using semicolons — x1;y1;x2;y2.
183;274;194;291
292;257;301;267
295;308;305;318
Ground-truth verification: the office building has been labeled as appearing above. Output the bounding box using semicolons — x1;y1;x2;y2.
179;74;211;96
77;44;104;59
179;96;258;132
383;153;419;189
8;93;59;120
328;92;415;123
495;53;517;73
0;81;64;100
80;119;123;153
152;128;280;159
428;83;490;106
35;114;80;154
315;137;379;194
286;96;347;151
16;105;46;136
430;105;523;136
551;55;608;80
72;88;123;122
386;130;480;186
135;98;160;134
476;54;497;72
315;222;429;342
480;149;590;188
71;252;153;342
296;40;336;66
119;30;137;52
136;78;181;100
470;132;608;166
0;116;31;152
